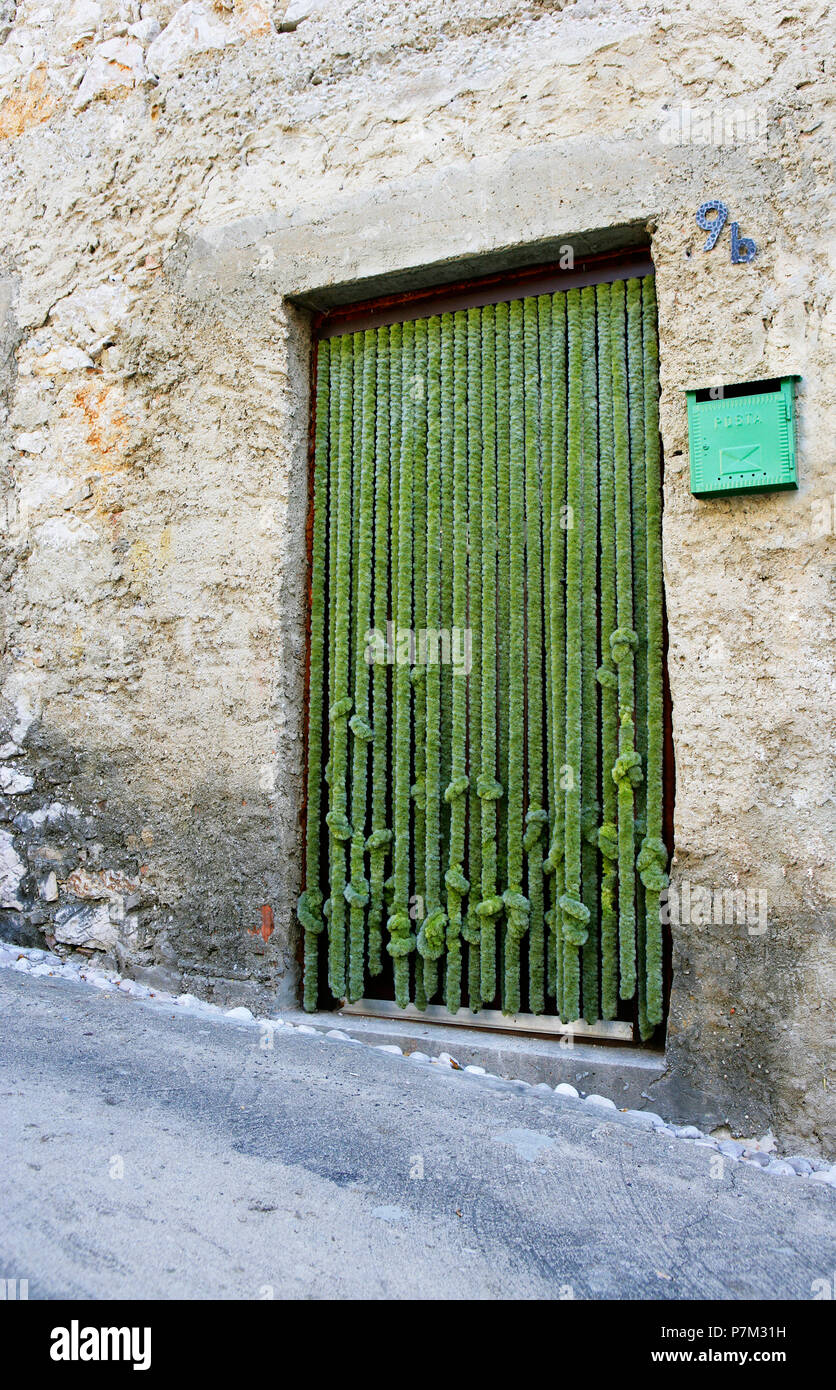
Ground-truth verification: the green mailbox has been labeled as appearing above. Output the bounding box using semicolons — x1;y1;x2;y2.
687;376;799;498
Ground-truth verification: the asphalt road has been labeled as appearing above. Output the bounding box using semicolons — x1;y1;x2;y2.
0;968;832;1300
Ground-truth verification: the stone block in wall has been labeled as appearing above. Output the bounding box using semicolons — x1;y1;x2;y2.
53;902;117;950
0;828;25;909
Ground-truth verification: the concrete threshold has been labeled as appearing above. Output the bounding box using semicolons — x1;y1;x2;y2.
282;1007;666;1110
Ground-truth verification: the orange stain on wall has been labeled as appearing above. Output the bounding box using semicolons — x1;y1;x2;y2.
0;67;57;142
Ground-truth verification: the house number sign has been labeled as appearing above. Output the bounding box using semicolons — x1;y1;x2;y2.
696;199;757;263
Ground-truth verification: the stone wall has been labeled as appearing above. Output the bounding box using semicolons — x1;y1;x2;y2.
0;0;833;1151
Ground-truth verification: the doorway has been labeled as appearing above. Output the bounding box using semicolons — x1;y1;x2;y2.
298;253;671;1042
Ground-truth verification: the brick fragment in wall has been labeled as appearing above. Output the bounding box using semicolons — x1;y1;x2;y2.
65;866;141;901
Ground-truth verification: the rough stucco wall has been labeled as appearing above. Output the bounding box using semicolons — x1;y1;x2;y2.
0;0;833;1149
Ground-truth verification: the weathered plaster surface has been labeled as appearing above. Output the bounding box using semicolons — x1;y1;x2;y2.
0;0;833;1149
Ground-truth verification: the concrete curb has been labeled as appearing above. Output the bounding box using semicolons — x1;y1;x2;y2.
285;1007;666;1110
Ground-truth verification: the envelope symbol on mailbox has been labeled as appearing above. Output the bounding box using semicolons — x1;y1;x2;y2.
720;443;762;476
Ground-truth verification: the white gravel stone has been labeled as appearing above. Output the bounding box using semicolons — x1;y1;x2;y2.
808;1168;836;1188
464;1064;486;1075
554;1082;579;1098
295;1024;319;1036
784;1155;813;1176
407;1051;430;1062
765;1159;796;1176
622;1109;660;1129
716;1139;746;1159
224;1006;254;1022
375;1044;403;1055
585;1093;617;1110
674;1125;704;1139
